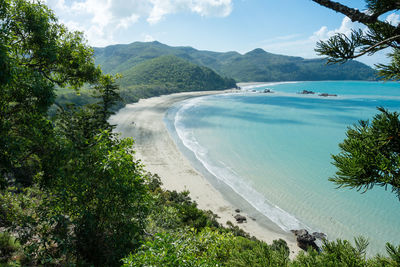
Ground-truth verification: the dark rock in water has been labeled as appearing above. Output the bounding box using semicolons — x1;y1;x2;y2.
312;232;327;240
291;229;307;236
319;93;337;97
235;208;241;213
234;214;247;224
298;90;315;94
291;229;321;251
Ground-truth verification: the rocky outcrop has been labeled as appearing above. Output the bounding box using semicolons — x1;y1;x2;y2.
234;214;247;224
298;90;315;94
319;93;337;97
291;229;326;251
312;232;327;240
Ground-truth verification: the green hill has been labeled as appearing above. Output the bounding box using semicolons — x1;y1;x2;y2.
217;48;376;81
94;41;377;82
115;55;236;103
120;55;235;90
55;53;236;110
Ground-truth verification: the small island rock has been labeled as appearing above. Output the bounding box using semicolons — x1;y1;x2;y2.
291;229;321;251
312;232;327;240
299;90;315;94
234;214;247;224
319;93;337;97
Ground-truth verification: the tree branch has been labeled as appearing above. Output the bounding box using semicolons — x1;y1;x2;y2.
312;0;400;34
351;34;400;59
312;0;400;40
39;70;67;85
366;0;400;20
312;0;379;24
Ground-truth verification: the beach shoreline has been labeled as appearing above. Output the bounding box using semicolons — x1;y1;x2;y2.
109;89;301;256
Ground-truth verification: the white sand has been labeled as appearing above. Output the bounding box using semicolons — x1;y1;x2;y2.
109;90;300;257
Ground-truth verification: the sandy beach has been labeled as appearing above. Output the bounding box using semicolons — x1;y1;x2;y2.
109;90;300;256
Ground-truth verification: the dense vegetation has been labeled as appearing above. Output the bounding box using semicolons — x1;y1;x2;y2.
117;55;236;104
56;54;236;111
94;41;377;82
1;0;400;266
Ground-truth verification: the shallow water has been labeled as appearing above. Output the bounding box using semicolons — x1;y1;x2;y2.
168;81;400;255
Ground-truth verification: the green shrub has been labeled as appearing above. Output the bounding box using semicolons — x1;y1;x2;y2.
292;237;370;267
122;228;291;267
0;232;21;265
122;228;232;267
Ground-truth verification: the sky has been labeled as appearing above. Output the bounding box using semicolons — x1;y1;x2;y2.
44;0;400;66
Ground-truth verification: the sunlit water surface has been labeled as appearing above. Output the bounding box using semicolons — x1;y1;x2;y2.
167;81;400;255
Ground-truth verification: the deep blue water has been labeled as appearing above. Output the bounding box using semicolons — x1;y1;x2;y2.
170;81;400;255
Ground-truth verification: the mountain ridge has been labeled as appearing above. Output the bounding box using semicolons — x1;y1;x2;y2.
94;41;377;82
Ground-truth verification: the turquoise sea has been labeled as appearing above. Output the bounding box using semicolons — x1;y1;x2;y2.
166;81;400;255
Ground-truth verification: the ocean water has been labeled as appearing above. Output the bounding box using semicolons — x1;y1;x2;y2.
166;81;400;255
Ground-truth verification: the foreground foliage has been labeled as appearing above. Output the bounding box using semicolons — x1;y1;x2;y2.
122;229;289;267
0;0;148;265
0;0;101;189
123;228;400;267
312;0;400;199
332;107;400;198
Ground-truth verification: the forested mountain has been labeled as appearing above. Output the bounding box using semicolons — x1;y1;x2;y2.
115;55;236;105
55;53;235;110
120;55;236;91
94;41;377;82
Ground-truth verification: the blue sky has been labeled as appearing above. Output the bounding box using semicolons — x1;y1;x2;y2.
45;0;399;66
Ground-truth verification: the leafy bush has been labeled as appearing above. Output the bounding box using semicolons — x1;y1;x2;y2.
146;189;220;235
292;237;385;267
0;232;21;265
122;228;291;267
48;129;152;266
122;228;233;267
0;186;64;266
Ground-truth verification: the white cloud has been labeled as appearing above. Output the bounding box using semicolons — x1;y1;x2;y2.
61;20;85;33
312;26;329;41
311;16;354;41
85;25;115;47
260;17;361;60
50;0;67;10
143;34;155;42
45;0;232;46
110;0;152;19
71;0;113;28
147;0;232;24
117;14;140;29
190;0;232;17
147;0;177;24
386;13;400;26
259;16;390;66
